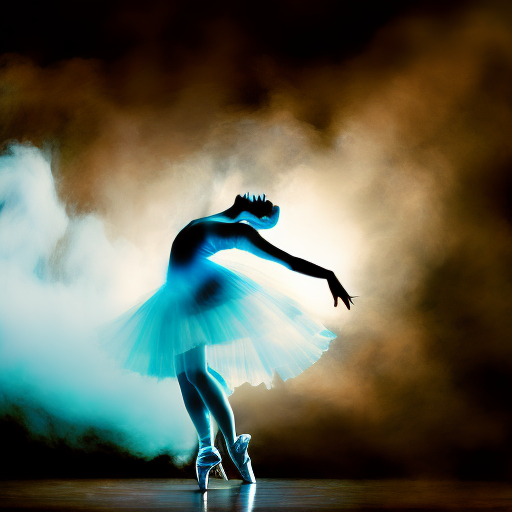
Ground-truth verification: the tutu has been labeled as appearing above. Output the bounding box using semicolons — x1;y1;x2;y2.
101;221;336;392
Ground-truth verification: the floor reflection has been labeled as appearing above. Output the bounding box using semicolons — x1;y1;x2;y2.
202;483;256;512
2;478;512;510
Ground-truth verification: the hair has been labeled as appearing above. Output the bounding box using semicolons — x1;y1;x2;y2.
234;193;274;218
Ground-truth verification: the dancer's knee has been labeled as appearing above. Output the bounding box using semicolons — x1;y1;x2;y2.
185;367;209;388
177;371;188;386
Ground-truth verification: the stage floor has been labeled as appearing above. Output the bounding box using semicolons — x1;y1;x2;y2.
1;479;512;511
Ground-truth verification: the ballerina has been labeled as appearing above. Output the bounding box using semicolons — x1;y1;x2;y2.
104;193;353;491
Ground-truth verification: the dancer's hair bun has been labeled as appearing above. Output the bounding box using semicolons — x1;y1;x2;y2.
234;193;274;218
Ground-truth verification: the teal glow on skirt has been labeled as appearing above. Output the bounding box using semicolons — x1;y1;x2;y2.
102;259;336;392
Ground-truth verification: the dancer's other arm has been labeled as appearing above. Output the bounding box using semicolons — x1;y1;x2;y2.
233;224;354;310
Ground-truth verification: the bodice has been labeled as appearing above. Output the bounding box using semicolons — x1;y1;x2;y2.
166;221;253;306
168;221;254;270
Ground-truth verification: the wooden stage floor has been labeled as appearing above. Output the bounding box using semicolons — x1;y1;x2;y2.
1;478;512;511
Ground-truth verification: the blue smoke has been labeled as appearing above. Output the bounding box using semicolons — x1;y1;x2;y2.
0;144;196;461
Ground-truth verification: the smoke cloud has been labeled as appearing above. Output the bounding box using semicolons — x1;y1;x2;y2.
0;145;196;463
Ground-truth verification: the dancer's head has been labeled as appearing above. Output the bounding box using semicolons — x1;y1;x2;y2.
232;193;280;229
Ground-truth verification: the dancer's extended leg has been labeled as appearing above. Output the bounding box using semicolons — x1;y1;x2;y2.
183;345;236;446
177;373;213;449
177;349;230;491
176;354;212;450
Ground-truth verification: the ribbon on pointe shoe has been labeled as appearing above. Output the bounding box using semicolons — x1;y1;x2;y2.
197;446;222;467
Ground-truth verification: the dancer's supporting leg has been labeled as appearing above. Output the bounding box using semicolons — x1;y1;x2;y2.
175;352;212;450
182;345;236;447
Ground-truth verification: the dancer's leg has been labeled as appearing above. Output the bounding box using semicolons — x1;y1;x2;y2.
175;353;212;450
183;345;236;446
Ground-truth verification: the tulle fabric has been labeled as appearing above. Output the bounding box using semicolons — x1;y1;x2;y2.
101;259;336;392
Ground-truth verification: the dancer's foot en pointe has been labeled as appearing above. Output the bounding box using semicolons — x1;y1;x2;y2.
228;434;256;483
196;446;228;492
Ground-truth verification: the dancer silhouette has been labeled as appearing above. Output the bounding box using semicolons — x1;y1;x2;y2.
104;194;353;491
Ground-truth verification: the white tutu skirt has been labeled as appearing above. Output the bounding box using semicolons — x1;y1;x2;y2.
102;260;336;392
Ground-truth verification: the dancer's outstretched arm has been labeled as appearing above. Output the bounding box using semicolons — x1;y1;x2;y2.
232;223;354;309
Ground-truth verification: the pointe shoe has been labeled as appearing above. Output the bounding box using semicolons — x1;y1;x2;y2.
228;434;256;483
196;446;227;492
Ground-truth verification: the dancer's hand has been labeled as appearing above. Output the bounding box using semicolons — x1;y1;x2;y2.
327;272;355;310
